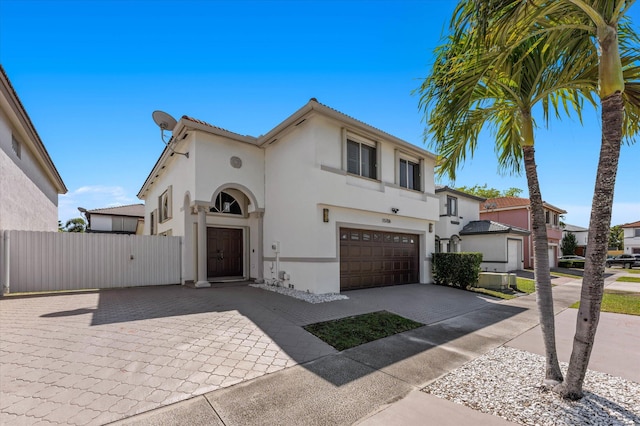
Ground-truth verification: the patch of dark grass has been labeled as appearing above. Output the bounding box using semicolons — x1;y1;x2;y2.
616;276;640;283
570;290;640;316
303;310;424;351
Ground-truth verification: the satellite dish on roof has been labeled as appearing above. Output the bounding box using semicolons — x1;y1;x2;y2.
152;110;177;131
151;110;188;158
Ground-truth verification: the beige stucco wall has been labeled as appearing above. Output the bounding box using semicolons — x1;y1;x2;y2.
435;190;481;240
263;115;438;293
0;148;58;231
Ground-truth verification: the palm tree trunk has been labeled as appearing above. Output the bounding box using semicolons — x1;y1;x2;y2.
522;143;563;384
556;91;623;400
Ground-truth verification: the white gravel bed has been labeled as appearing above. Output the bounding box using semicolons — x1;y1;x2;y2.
250;283;349;303
423;346;640;425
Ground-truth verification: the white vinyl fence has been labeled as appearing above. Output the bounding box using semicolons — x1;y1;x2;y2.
1;230;181;294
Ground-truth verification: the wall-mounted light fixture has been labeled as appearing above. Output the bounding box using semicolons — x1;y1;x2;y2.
323;208;329;223
429;223;433;233
391;207;399;214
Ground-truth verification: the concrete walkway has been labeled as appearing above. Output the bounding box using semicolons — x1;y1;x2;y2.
1;270;637;425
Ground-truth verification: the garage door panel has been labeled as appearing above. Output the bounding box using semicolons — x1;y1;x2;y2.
340;228;420;291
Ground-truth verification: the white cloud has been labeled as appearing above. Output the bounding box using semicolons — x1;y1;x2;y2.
58;185;139;224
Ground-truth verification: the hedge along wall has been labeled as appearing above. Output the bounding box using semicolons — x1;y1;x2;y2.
432;252;483;289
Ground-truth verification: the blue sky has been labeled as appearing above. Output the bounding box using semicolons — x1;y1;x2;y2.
1;0;638;228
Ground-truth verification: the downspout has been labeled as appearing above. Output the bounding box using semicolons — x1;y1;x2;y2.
2;231;9;295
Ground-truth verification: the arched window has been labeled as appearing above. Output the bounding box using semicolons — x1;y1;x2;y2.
210;192;242;215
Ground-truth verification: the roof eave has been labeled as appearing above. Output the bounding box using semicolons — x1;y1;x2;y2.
0;65;67;194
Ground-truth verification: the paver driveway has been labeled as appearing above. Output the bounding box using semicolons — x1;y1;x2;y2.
0;283;499;425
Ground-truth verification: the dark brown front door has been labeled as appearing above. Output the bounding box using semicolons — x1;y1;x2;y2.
207;227;243;278
340;228;419;291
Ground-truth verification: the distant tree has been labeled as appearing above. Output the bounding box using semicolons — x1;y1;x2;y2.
455;184;523;199
609;226;624;250
561;232;578;256
64;218;86;233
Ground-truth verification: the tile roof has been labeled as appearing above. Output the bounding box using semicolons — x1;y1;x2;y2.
480;197;566;214
460;220;530;236
86;203;145;217
435;185;486;202
563;224;588;232
621;220;640;228
181;115;248;137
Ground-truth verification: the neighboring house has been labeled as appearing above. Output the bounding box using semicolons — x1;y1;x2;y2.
0;65;67;231
138;98;439;294
621;221;640;254
434;186;485;253
562;223;588;256
79;204;145;234
480;197;566;268
435;186;528;272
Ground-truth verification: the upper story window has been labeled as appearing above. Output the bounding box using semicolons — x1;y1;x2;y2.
447;196;458;216
635;228;640;237
211;191;242;215
399;158;421;191
545;210;550;224
11;135;21;159
150;210;157;235
347;139;377;179
158;186;172;223
553;213;559;226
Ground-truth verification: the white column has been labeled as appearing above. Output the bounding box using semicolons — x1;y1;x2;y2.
195;206;210;288
256;211;264;282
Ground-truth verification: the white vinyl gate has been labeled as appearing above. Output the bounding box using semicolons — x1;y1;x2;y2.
1;230;181;294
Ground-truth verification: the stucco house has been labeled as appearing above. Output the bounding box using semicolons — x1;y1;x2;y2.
480;197;566;268
138;99;439;294
0;65;67;232
79;204;145;234
621;220;640;254
435;186;528;272
562;224;588;256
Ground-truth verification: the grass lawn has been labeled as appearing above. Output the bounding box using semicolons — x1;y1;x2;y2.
303;311;423;351
570;290;640;316
550;271;583;279
617;276;640;283
468;277;537;300
628;269;640;274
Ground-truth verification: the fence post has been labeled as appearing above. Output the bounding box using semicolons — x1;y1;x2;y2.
2;230;9;295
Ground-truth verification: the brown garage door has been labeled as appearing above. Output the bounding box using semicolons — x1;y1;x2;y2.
340;228;419;291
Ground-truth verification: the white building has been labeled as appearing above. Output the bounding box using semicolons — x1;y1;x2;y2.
80;204;145;234
0;65;66;232
434;186;528;272
138;99;439;294
562;223;588;256
622;221;640;254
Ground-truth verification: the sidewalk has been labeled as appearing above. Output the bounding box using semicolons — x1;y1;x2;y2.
113;272;640;426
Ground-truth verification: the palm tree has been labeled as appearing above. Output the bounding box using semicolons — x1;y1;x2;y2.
418;14;599;386
492;0;639;400
429;0;640;399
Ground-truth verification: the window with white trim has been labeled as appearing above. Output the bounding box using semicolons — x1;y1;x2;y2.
158;187;172;223
446;196;458;216
210;192;242;215
399;158;420;191
11;135;21;159
346;139;377;179
150;210;157;235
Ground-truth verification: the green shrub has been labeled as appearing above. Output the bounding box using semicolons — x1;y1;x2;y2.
432;252;483;289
